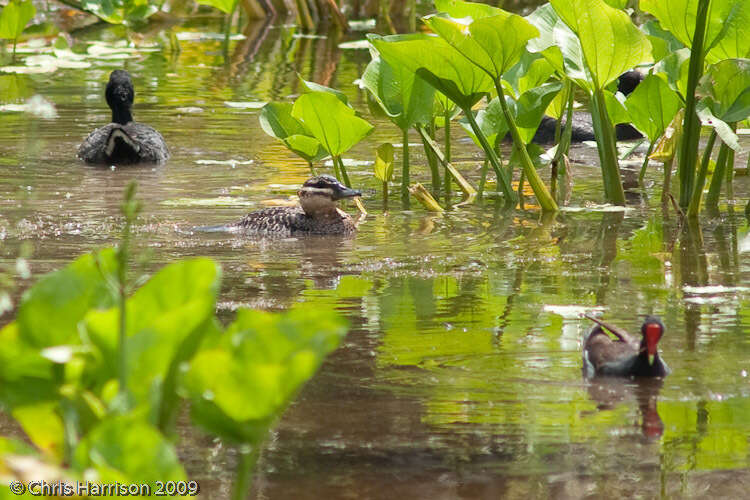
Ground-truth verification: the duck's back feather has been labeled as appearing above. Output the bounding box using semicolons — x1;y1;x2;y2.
78;121;169;164
233;206;356;236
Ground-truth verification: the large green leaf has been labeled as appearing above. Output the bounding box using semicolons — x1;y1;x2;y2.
503;51;556;98
695;58;750;151
300;78;349;105
79;0;158;24
697;58;750;123
641;19;686;63
459;82;561;149
526;4;587;85
434;0;501;19
426;13;539;82
74;415;185;483
291;92;374;157
625;74;683;142
374;143;395;182
513;82;563;143
640;0;750;64
16;249;118;349
184;305;347;444
0;322;53;387
654;47;692;97
370;34;492;110
82;258;221;410
0;0;35;40
550;0;652;90
195;0;237;14
259;102;327;163
360;50;434;131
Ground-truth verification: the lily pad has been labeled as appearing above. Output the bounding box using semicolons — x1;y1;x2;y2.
224;101;267;109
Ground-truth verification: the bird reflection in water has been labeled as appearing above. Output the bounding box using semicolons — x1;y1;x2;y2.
585;377;664;440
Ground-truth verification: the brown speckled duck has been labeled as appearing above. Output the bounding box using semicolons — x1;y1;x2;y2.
582;314;670;378
78;70;169;165
227;175;361;237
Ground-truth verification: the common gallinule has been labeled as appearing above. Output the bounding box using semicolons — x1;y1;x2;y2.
78;70;169;164
582;314;669;378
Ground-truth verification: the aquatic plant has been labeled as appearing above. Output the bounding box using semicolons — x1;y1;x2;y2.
546;0;652;205
426;1;560;211
0;0;35;61
77;0;161;24
623;74;682;184
361;37;435;200
260;88;373;185
291;91;374;187
369;34;520;202
374;142;395;208
0;184;346;498
259;102;328;173
690;58;750;215
641;0;750;214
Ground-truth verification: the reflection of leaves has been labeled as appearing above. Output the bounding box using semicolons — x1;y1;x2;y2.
615;217;668;293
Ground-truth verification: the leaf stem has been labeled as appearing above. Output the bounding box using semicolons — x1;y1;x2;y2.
444;108;452;197
232;446;261;500
494;82;557;211
687;129;717;217
638;142;655;185
334;156;351;187
419;122;441;194
401;128;410;203
462;106;515;206
705;134;731;209
590;88;625;205
678;0;711;208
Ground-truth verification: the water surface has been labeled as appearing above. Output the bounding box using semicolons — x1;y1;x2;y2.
2;13;750;500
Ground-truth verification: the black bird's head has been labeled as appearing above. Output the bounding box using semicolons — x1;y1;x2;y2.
105;70;135;125
298;175;361;216
640;316;665;364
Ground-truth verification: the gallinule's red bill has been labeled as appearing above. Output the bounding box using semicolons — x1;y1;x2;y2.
582;314;670;378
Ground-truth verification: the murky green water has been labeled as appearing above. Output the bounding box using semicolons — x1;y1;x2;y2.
3;12;750;499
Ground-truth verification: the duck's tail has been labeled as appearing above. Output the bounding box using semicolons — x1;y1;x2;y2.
105;126;140;158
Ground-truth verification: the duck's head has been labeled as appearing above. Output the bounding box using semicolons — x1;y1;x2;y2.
640;316;665;364
105;70;135;125
298;175;362;217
